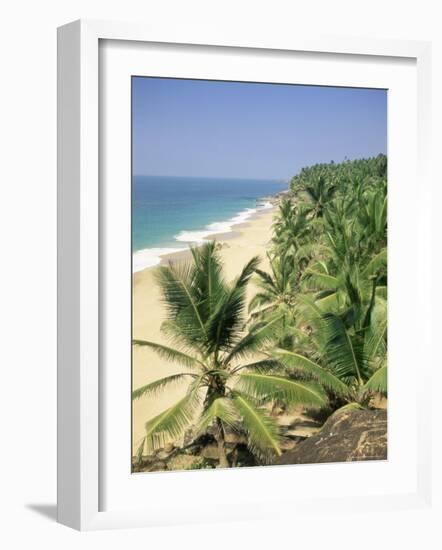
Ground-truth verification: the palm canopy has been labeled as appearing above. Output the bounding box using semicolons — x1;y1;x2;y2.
257;156;388;407
133;241;328;466
272;198;311;255
276;304;387;410
248;251;298;319
298;174;336;217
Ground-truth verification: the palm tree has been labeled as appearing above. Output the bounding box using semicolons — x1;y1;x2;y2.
133;242;328;468
267;156;388;410
273;305;387;410
248;252;298;320
300;174;336;217
272;198;311;256
247;251;303;351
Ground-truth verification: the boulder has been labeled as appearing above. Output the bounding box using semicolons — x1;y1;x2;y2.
285;425;321;439
279;438;298;451
224;431;247;445
167;454;204;471
201;444;220;460
275;409;387;465
146;461;167;472
156;449;173;460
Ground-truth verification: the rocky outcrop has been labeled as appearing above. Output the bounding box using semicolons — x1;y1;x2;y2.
275;409;387;465
167;454;204;471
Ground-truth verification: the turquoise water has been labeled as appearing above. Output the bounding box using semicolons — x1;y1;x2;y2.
132;175;286;271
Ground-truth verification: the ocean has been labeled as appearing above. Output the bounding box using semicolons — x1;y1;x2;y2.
132;175;287;272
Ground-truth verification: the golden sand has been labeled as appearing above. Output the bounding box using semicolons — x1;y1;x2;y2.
132;208;274;453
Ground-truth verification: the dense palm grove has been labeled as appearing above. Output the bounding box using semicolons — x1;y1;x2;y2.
133;154;388;468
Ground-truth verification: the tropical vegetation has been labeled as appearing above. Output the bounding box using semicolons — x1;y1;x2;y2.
133;154;388;468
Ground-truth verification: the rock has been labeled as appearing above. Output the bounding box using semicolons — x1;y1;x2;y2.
279;438;297;451
275;409;387;465
201;444;220;460
285;425;321;439
155;447;176;460
183;428;195;447
276;410;322;430
370;395;387;410
224;432;247;445
147;461;167;472
167;454;204;471
275;414;298;427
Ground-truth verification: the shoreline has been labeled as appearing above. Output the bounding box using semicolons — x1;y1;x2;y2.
133;196;280;274
158;205;275;267
132;203;278;453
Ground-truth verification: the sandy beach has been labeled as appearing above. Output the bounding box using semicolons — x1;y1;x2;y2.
132;207;275;454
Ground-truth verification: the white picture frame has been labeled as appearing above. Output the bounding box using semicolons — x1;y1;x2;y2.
57;19;433;531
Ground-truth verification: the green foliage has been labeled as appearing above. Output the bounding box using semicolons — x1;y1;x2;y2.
264;154;388;407
364;365;387;395
233;394;282;462
133;241;327;466
134;155;388;467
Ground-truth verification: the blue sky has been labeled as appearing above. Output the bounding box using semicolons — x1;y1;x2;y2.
132;77;387;180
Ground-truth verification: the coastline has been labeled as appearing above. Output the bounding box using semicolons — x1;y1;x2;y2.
132;197;279;273
132;205;276;454
159;205;274;267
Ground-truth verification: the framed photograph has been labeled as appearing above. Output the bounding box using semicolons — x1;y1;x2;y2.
57;20;432;530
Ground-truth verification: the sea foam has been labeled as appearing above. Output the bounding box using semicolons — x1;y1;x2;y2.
175;201;273;244
133;247;185;272
133;200;274;273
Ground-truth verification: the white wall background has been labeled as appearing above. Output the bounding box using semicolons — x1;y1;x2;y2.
0;0;440;547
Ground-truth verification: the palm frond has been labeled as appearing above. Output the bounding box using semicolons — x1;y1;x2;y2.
248;303;279;321
322;313;366;384
315;291;339;312
223;314;284;365
363;248;387;278
248;292;274;313
254;268;277;291
295;242;331;262
196;397;239;436
205;256;260;355
132;339;205;371
233;358;282;374
206;285;247;354
303;269;338;291
272;348;349;396
364;298;387;361
144;385;201;452
364;365;387;394
375;286;387;300
132;373;195;401
235;372;328;408
136;436;146;463
155;262;207;340
190;241;226;318
233;394;282;462
236;256;261;288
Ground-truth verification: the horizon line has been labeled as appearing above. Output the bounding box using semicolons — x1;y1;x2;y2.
132;174;289;182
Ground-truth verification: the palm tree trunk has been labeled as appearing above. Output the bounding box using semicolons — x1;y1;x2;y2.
215;418;230;468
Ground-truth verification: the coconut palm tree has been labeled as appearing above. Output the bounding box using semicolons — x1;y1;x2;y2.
272;199;311;256
133;242;328;468
266;156;388;409
272;236;387;408
248;251;298;320
247;251;305;351
300;174;336;217
273;305;387;410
